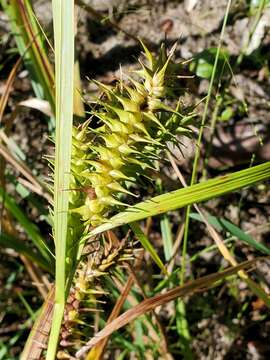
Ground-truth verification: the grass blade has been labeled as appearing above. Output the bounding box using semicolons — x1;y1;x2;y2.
130;222;166;274
0;186;53;264
91;162;270;235
160;214;173;261
176;300;193;360
190;213;270;255
46;0;74;358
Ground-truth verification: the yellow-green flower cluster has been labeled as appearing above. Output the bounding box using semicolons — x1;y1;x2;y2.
70;42;194;227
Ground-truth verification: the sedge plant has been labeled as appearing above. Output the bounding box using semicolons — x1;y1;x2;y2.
36;1;270;357
1;1;270;359
48;37;270;359
51;38;197;358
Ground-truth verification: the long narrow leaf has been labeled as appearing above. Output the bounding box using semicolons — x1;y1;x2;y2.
190;213;270;255
91;162;270;235
46;0;75;358
160;214;173;261
130;222;166;273
0;186;53;264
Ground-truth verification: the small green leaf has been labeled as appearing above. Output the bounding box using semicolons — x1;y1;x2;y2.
193;60;213;79
190;48;229;79
219;106;233;121
250;0;270;11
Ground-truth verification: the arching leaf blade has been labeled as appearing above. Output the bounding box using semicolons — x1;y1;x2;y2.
91;162;270;235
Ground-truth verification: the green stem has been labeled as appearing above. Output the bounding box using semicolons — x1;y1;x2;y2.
180;0;232;286
202;95;222;180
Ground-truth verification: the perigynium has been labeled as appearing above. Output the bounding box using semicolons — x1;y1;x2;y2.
57;42;196;358
70;42;194;227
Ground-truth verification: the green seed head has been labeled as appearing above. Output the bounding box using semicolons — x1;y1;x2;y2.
69;41;195;229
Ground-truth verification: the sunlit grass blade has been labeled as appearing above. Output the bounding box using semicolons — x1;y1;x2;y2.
46;0;75;358
176;300;193;360
91;162;270;235
74;60;85;118
160;214;173;261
